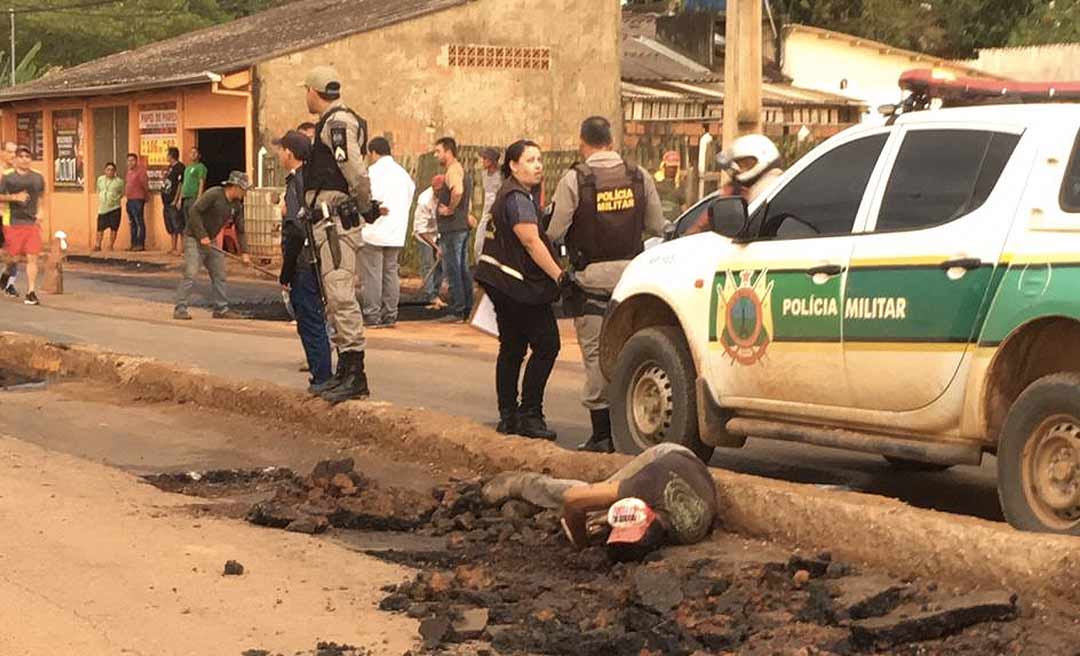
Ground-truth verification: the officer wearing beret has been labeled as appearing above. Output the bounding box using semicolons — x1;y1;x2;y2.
301;65;380;404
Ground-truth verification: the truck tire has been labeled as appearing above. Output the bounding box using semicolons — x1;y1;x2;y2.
997;373;1080;534
609;326;714;462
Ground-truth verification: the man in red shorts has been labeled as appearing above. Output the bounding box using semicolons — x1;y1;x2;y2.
0;146;45;305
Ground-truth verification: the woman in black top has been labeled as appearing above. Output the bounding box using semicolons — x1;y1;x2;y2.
474;140;566;440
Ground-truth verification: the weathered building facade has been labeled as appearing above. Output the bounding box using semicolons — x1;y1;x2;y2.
0;0;621;251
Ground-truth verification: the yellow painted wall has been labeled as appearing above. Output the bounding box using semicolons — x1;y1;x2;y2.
782;29;991;117
0;83;249;250
255;0;621;163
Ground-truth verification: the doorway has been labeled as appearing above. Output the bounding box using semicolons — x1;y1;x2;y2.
92;107;129;178
195;128;245;189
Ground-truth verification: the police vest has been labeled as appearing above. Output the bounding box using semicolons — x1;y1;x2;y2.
565;158;646;267
303;106;369;196
475;178;559;305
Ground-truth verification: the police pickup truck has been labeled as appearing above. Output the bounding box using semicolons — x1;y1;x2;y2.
599;82;1080;534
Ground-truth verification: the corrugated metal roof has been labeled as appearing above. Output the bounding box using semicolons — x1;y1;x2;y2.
622;35;721;83
622;79;865;108
0;0;470;103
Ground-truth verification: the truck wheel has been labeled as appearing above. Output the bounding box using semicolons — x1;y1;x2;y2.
882;456;952;472
609;326;714;462
998;373;1080;534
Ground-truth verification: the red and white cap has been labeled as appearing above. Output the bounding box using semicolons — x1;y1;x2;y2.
606;497;658;545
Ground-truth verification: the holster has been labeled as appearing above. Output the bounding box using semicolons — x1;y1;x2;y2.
562;281;588;318
324;222;343;270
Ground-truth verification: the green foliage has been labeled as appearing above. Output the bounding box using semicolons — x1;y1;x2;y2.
1008;0;1080;46
0;41;44;84
8;0;287;79
782;0;1041;58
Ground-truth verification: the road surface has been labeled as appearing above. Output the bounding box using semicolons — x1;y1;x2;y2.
0;264;1002;521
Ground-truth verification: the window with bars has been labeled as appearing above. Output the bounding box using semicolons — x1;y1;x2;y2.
446;44;551;70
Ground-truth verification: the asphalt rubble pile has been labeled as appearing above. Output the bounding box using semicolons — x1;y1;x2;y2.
147;459;1044;655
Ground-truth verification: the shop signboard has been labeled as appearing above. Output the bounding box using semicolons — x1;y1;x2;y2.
52;109;84;189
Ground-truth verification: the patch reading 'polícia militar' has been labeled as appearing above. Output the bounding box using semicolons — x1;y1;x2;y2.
596;186;636;213
330;121;348;162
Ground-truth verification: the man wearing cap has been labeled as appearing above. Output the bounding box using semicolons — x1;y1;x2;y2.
300;65;380;404
275;130;332;392
473;146;502;262
655;150;687;222
547;116;666;454
483;443;718;561
173;171;250;320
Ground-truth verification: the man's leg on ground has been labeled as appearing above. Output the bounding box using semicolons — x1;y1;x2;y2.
174;235;201;312
382;246;401;324
291;267;333;384
441;230;470;319
205;244;229;313
133;200;147;248
482;471;587;510
357;243;383;325
317;224;369;402
458;233;473;316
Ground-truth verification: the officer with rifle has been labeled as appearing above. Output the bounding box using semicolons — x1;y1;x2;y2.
275;129;332;393
547;116;666;453
300;66;384;404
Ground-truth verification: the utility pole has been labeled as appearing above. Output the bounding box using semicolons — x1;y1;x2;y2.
722;0;763;149
9;8;14;86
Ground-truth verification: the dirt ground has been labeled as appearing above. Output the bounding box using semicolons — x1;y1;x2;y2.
0;433;418;655
154;463;1080;656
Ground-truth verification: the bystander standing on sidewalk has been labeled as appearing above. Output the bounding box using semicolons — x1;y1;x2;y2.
179;147;207;237
360;137;415;329
0;146;45;305
173;171;250;320
124;153;150;251
274;130;332;392
413;174;446;308
93;162;124;252
473;147;502;262
0;140;21;297
162;147;186;255
434;136;474;322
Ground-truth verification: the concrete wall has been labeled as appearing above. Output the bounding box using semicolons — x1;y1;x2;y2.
255;0;621;168
958;44;1080;81
782;28;988;118
0;84;249;250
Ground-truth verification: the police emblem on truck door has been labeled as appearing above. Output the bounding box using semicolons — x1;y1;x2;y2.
709;269;774;365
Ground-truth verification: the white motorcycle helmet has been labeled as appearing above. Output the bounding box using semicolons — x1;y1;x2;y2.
724;134;780;184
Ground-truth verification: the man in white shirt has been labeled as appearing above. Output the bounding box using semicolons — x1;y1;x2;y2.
413;174;445;308
473;147;502;262
360;137;416;328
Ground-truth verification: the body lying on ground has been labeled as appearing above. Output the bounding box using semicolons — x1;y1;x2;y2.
482;443;718;561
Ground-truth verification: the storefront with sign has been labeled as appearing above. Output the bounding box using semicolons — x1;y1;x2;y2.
0;78;250;250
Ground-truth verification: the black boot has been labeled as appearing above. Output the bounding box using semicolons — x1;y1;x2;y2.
496;406;519;435
320;351;370;404
578;409;615;453
517;408;557;441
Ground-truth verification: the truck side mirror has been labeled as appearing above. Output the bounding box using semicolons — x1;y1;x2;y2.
708;196;749;238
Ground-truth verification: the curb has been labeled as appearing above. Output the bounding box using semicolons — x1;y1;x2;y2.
2;331;1078;602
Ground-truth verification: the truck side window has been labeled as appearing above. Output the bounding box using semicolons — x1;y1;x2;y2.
876;130;1019;232
759;134;887;239
1063;128;1080;213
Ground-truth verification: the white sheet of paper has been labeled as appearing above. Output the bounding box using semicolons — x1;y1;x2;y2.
469;292;499;338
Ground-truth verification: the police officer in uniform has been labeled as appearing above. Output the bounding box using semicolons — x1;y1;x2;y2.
547;116;665;453
300;65;382;404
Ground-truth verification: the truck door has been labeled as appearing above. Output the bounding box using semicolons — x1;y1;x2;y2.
842;125;1024;411
708;131;891;407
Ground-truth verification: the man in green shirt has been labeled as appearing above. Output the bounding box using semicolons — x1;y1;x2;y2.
93;162;124;251
179;146;207;235
173;171;250;320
